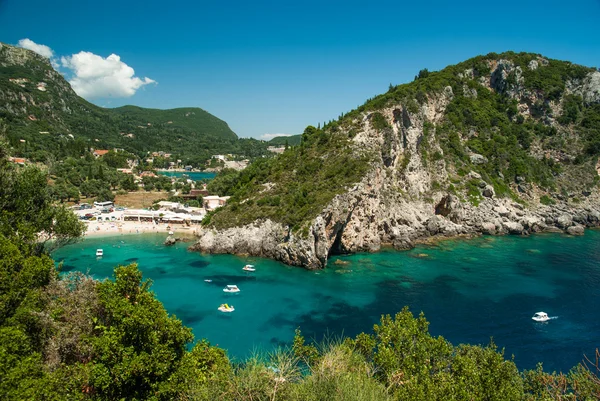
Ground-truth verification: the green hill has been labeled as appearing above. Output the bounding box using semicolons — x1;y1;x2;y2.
206;51;600;233
0;42;244;165
268;134;302;146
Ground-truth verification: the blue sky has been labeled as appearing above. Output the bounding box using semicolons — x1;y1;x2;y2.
1;0;599;139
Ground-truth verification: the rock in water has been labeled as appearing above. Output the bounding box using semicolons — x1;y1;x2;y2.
164;236;177;246
566;225;584;236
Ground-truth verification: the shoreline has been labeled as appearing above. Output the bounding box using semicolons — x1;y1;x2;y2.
83;220;198;239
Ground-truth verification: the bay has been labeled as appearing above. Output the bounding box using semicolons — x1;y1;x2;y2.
157;171;216;180
52;231;600;372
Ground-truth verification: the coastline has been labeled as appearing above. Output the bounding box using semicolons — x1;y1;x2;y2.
83;220;198;239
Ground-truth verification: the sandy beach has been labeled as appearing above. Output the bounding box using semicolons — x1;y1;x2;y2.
83;220;198;238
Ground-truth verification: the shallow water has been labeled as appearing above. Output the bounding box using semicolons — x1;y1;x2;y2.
157;171;216;180
52;231;600;372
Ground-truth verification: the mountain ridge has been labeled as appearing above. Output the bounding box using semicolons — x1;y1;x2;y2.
193;51;600;268
0;42;241;164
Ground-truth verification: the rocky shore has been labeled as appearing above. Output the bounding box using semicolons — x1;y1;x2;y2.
190;59;600;269
189;176;600;269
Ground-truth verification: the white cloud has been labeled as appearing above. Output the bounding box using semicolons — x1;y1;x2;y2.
15;39;155;99
61;51;156;99
259;133;295;141
17;38;54;59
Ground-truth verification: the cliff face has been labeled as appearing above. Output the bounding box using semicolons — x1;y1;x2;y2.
191;53;600;268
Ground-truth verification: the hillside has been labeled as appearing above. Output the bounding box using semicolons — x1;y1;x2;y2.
195;52;600;268
268;134;302;146
0;42;243;164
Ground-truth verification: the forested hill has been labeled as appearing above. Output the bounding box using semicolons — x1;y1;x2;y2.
198;51;600;268
267;134;302;146
0;42;244;164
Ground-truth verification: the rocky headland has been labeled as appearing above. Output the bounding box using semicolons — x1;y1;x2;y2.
190;54;600;269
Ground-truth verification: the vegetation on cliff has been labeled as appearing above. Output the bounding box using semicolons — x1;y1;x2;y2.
206;125;371;232
206;51;600;231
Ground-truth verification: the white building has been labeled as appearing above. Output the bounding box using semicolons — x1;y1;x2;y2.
203;195;230;210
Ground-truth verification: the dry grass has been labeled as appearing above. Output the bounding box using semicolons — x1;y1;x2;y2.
114;191;168;209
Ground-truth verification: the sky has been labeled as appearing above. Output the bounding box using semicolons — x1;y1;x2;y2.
1;0;599;139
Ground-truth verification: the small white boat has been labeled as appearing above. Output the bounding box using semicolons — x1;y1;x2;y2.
96;249;103;257
218;304;235;312
204;279;212;283
532;312;550;322
168;231;174;235
243;264;256;272
223;285;240;293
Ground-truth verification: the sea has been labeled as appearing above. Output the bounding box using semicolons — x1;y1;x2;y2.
157;171;217;181
52;231;600;372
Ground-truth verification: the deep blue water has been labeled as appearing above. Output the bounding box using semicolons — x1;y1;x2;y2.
52;231;600;372
157;171;216;180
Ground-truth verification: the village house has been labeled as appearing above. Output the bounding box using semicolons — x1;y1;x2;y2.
267;146;285;154
93;149;110;158
9;157;27;166
203;195;230;210
151;151;171;158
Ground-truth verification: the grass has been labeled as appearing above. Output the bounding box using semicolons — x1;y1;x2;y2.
114;191;167;209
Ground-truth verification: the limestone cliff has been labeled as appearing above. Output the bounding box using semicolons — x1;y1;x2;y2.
191;52;600;268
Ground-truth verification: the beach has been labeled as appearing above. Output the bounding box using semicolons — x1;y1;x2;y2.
83;219;198;238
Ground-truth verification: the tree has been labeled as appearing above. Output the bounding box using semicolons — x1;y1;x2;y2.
89;264;199;399
415;68;430;80
120;175;137;191
0;156;84;253
96;188;115;202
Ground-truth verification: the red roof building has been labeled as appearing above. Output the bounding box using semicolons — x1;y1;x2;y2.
93;149;110;157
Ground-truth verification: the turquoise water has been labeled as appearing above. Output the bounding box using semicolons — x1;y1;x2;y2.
52;231;600;372
157;171;216;180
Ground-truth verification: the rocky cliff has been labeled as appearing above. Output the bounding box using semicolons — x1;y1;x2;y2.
191;52;600;269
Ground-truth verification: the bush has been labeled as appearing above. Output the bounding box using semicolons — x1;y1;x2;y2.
540;195;556;205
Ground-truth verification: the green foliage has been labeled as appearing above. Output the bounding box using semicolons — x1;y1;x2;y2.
88;264;195;399
558;95;583;125
540;195;556;206
296;307;530;401
0;156;84;253
370;112;390;131
207;126;371;231
268;134;302;146
466;179;483;206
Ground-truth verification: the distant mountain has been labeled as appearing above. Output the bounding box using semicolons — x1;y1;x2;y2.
268;134;301;146
0;42;244;164
196;51;600;268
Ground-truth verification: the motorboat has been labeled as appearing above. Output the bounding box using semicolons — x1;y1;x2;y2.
223;285;240;293
243;264;256;272
168;231;174;235
532;312;550;322
96;249;103;257
204;279;212;283
218;303;234;312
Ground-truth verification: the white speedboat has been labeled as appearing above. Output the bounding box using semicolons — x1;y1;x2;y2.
243;264;256;272
223;285;240;293
218;304;234;312
204;279;212;283
532;312;550;322
96;249;103;257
